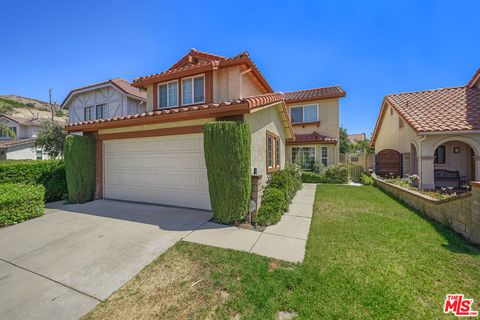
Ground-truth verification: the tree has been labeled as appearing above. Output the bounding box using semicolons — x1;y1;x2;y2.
339;127;352;154
351;139;375;154
0;124;16;139
34;120;66;158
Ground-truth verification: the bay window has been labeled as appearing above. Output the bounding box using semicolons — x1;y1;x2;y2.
266;131;281;173
182;75;205;105
158;80;178;109
290;104;318;123
292;147;316;169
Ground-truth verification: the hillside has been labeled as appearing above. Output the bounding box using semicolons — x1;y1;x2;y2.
0;95;67;123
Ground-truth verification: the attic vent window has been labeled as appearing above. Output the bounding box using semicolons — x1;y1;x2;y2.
399;117;404;129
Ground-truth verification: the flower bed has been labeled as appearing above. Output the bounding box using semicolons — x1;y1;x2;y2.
383;177;455;200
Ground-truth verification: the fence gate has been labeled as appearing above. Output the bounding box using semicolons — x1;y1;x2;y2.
375;149;402;177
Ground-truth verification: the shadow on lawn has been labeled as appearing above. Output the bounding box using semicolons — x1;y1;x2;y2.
378;189;480;256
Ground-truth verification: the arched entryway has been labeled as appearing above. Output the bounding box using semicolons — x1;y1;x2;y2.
432;140;478;189
375;149;402;177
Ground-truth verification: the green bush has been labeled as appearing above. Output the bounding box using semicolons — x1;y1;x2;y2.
204;122;252;224
254;187;286;226
360;174;374;186
64;135;96;203
0;160;66;202
301;171;323;183
267;164;302;204
0;183;45;227
322;163;350;184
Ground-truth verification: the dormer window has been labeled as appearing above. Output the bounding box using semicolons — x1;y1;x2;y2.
182;75;205;106
290;104;318;123
158;80;178;109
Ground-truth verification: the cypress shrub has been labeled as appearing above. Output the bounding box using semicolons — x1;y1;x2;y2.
0;183;45;227
0;160;66;202
64;135;96;203
204;122;252;224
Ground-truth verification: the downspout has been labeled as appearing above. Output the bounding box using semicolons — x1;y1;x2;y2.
239;68;253;99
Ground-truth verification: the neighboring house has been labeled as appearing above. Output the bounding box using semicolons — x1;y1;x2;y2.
61;78;147;123
348;133;367;143
0;115;46;160
65;49;345;210
371;68;480;189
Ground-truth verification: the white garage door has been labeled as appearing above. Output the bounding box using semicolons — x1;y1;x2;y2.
103;133;211;210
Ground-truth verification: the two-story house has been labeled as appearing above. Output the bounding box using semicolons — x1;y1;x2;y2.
0;115;44;160
64;49;345;210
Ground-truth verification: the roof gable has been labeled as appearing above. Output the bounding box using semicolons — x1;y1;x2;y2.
167;48;227;71
61;78;146;108
467;68;480;88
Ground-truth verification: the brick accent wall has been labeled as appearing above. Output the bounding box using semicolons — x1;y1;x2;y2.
374;177;480;245
250;174;263;222
95;135;103;199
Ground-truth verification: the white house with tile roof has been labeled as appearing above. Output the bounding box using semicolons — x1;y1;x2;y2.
371;68;480;189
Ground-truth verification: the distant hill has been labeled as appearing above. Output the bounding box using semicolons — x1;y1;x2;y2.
0;95;67;122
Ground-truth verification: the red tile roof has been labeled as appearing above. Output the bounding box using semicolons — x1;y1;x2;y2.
168;48;227;71
66;93;285;131
133;50;273;93
371;85;480;145
284;86;346;103
61;78;146;108
467;68;480;88
287;132;337;145
0;138;36;148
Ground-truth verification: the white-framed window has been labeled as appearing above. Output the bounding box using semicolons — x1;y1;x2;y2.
290;104;318;123
158;80;178;109
182;75;205;106
321;146;328;166
292;147;316;169
266;131;281;173
84;106;95;121
96;104;108;119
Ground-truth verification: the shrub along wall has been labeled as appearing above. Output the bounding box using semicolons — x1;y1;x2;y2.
204;122;252;224
64;135;96;203
0;183;45;227
254;164;302;226
0;160;66;202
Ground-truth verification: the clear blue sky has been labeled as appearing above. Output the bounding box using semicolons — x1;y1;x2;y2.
0;0;478;137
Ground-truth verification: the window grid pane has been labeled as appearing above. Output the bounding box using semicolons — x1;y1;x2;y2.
290;107;303;123
292;147;315;169
182;78;193;105
321;147;328;166
168;82;178;107
267;136;273;167
275;139;280;167
159;84;168;108
193;76;204;103
304;105;318;122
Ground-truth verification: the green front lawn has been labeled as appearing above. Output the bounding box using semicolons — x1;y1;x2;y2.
84;186;480;319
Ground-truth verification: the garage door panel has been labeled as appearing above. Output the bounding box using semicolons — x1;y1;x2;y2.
104;134;211;210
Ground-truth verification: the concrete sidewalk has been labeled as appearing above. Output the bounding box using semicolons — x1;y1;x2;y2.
183;183;317;262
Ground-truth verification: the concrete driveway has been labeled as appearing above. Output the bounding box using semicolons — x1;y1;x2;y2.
0;199;211;320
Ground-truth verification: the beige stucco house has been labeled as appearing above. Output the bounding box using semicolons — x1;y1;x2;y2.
371;68;480;190
64;49;345;210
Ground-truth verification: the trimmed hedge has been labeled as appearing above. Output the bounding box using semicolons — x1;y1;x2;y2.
254;187;286;226
254;164;302;226
0;183;45;227
204;122;252;224
301;171;323;183
0;160;66;202
301;163;350;184
64;135;96;203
